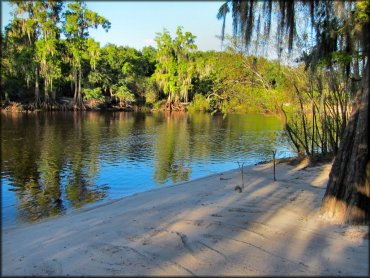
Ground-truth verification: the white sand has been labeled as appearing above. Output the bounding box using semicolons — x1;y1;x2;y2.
2;160;368;276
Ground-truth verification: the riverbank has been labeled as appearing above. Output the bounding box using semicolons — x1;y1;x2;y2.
2;159;368;276
1;100;147;112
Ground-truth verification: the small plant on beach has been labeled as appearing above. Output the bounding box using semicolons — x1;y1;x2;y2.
234;161;245;193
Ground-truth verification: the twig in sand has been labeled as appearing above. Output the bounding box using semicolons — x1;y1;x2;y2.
235;162;245;193
272;149;277;181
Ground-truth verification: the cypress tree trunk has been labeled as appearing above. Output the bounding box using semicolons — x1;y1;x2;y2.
34;67;40;108
77;69;83;108
73;69;78;106
44;78;49;107
166;93;173;111
321;61;370;224
51;79;55;103
73;69;83;110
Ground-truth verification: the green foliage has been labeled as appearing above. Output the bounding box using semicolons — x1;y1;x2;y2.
154;26;197;104
2;1;306;115
355;1;370;21
63;1;111;108
87;44;156;107
2;1;64;105
112;84;135;107
86;39;101;71
152;100;165;110
144;79;159;105
83;87;104;102
142;46;157;76
187;94;210;112
115;86;135;102
190;45;300;114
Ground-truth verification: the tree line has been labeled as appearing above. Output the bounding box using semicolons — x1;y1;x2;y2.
2;0;304;114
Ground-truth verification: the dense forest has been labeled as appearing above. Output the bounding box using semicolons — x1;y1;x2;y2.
1;1;304;115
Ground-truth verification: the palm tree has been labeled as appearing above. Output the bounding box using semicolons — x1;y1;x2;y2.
218;0;369;224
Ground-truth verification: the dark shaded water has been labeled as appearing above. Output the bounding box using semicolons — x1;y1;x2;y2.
1;112;294;227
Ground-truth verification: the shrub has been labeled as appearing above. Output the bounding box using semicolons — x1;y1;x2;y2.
83;87;104;102
188;93;210;112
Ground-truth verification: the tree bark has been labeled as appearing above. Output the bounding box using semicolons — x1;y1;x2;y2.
44;78;49;107
77;69;82;107
73;69;83;110
166;93;173;112
321;61;370;224
51;79;56;103
73;69;78;105
34;67;40;108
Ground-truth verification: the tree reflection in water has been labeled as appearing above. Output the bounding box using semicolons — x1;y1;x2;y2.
1;111;292;225
154;112;191;184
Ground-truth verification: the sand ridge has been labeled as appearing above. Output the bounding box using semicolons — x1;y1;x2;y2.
2;161;368;276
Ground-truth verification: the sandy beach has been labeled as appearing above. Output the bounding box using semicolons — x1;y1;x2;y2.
2;159;368;276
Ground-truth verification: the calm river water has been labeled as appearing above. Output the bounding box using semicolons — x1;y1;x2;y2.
1;111;294;227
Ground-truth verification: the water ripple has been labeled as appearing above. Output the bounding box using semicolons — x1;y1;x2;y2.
1;112;294;226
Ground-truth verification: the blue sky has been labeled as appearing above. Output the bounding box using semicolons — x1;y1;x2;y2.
1;1;233;51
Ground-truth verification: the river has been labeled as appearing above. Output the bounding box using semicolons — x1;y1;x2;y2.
1;111;294;227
